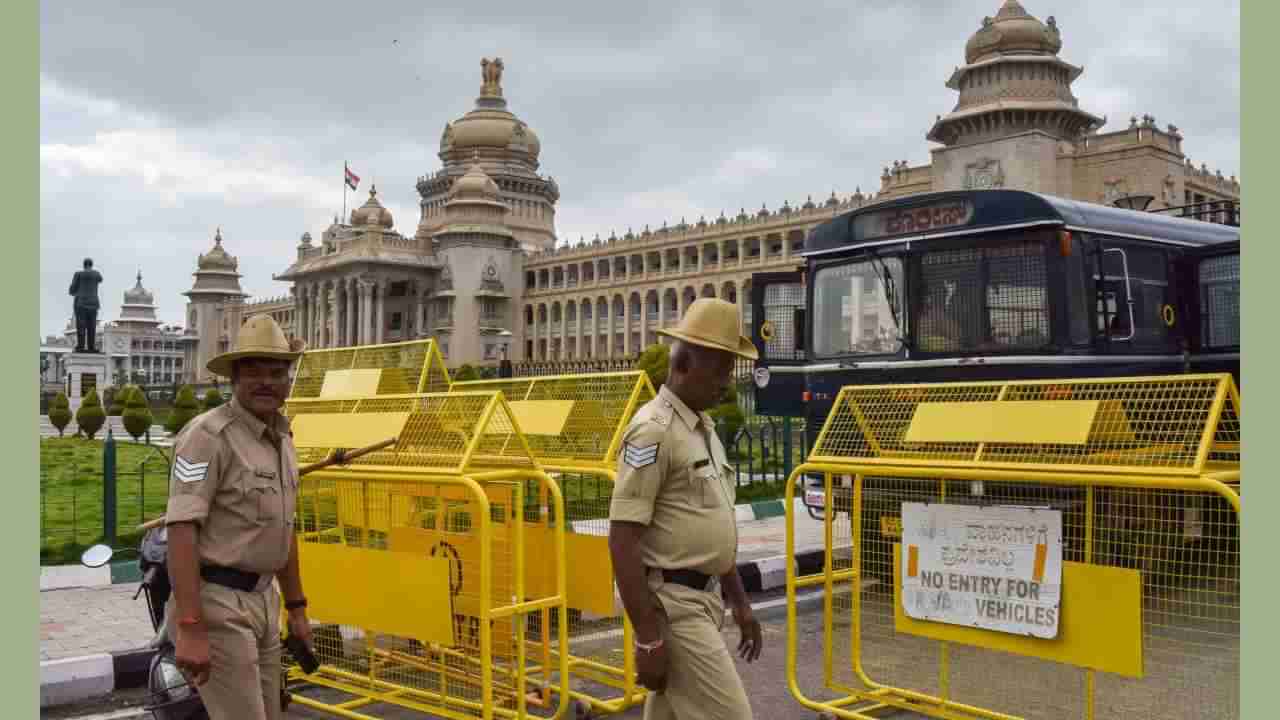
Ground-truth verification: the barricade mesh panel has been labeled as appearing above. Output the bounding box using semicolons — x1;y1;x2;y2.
452;372;655;468
790;374;1240;720
288;338;450;400
811;375;1237;475
290;473;567;718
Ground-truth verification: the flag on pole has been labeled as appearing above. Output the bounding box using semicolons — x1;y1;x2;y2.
345;163;360;191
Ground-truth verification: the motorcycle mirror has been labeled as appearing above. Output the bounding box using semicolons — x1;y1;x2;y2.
81;544;114;568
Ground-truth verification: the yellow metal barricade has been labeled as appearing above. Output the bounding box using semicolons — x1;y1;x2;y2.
452;372;658;716
785;374;1240;720
282;388;571;720
287;337;453;401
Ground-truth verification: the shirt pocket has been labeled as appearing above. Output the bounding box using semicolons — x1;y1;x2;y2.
689;459;722;508
245;469;282;526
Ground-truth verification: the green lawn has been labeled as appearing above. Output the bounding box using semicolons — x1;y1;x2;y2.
40;437;173;566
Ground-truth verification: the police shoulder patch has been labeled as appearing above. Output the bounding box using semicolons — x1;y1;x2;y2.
623;442;660;470
173;455;210;484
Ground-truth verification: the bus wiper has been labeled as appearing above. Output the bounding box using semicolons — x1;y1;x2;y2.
867;250;907;351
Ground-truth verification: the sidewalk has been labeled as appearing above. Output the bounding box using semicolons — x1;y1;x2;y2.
39;495;836;708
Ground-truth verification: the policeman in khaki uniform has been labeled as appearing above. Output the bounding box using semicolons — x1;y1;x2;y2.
609;298;762;720
164;315;313;720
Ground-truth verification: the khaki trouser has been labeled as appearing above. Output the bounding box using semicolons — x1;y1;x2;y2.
642;576;753;720
165;580;282;720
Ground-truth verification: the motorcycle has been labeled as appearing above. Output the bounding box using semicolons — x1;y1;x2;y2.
80;528;293;720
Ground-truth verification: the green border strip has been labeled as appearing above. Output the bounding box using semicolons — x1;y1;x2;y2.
5;0;38;713
1242;1;1271;717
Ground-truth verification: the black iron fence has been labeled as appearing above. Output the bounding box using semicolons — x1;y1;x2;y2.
39;440;171;566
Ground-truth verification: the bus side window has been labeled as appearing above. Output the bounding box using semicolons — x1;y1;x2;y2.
1094;242;1175;348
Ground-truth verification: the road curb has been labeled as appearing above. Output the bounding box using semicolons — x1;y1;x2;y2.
40;648;155;709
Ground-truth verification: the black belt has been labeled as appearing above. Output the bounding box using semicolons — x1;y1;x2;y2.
661;568;715;592
200;565;263;593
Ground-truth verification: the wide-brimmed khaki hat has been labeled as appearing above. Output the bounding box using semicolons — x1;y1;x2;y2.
657;298;759;360
206;314;305;377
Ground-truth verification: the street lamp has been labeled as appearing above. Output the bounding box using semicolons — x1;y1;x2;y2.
497;330;513;378
1113;194;1154;212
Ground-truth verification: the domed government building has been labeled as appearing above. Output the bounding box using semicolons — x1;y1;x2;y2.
45;0;1240;385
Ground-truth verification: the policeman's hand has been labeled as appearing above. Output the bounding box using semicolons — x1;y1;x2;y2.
732;604;763;662
175;623;212;686
287;608;313;650
635;640;669;693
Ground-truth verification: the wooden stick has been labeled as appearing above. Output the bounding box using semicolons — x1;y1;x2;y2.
135;437;398;531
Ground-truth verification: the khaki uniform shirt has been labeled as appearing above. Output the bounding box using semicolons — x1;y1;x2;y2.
165;397;300;577
609;386;738;578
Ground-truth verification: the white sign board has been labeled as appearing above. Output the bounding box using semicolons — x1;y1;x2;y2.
900;502;1063;639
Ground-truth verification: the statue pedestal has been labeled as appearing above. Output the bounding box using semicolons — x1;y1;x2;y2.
65;352;110;413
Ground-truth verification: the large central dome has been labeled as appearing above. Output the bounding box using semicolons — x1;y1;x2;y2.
439;57;541;167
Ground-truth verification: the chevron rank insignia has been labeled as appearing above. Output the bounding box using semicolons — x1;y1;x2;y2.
623;443;659;470
173;455;211;484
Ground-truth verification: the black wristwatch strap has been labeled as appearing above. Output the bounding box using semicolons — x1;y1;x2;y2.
285;598;307;611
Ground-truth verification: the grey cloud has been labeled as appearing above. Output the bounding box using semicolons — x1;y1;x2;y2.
40;0;1239;336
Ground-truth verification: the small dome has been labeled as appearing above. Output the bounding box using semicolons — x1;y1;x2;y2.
198;228;239;271
825;192;839;207
123;271;155;305
803;195;817;210
448;158;502;201
350;186;394;228
298;232;313;247
965;0;1062;65
757;203;770;218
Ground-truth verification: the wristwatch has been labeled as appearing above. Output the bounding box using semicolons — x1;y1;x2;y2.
635;637;664;654
285;597;308;611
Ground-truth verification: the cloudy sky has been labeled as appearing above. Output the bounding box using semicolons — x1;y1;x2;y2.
39;0;1240;338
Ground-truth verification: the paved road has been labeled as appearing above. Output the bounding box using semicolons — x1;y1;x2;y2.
46;591;928;720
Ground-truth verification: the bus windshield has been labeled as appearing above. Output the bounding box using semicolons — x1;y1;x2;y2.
914;235;1050;353
813;257;905;357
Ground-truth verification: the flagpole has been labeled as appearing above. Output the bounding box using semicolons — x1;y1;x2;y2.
342;161;348;223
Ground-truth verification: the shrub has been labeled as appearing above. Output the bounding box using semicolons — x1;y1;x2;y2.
709;401;745;450
636;343;670;389
105;387;123;416
48;392;72;437
202;388;225;411
166;385;202;435
454;364;480;382
75;389;106;439
122;385;153;441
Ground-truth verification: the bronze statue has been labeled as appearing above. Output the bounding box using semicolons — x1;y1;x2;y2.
69;257;103;353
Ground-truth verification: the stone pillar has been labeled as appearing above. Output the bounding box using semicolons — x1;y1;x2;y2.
623;299;632;356
376;283;387;344
532;305;540;361
346;280;357;347
608;301;616;358
358;281;373;345
298;287;309;349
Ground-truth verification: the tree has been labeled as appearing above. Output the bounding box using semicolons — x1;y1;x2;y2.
636;343;670;389
122;385;153;442
166;385;202;435
48;392;72;438
454;364;480;382
636;341;744;441
202;388;225;411
75;389;107;439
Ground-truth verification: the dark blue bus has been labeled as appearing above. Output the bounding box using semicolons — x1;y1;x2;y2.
748;188;1239;580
